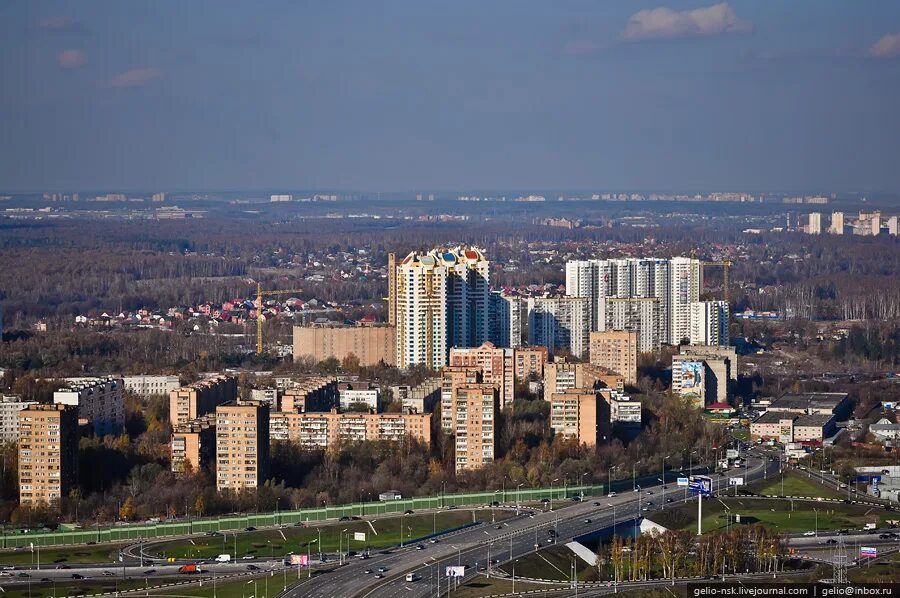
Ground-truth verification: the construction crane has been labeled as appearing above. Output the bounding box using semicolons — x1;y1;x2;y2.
702;261;733;303
251;281;303;354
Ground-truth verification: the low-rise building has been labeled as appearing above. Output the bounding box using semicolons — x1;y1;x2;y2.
604;389;641;426
279;377;338;412
338;382;380;412
249;388;278;409
870;418;900;442
123;375;180;397
766;393;851;420
400;378;442;414
53;376;124;436
750;411;837;444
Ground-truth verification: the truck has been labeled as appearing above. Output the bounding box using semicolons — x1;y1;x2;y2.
178;564;199;574
214;554;231;563
864;523;877;531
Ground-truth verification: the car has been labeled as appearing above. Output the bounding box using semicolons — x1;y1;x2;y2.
242;555;255;560
0;572;10;578
548;529;557;537
803;531;816;536
593;501;601;506
351;516;361;521
429;539;438;544
583;518;592;524
646;501;654;506
102;571;115;576
404;510;414;515
495;524;503;530
540;498;550;504
879;533;891;539
17;573;30;578
378;567;388;572
642;507;650;512
607;492;617;497
416;544;425;550
247;565;260;571
56;564;70;569
364;569;373;574
245;526;257;532
71;573;85;579
294;521;306;527
339;516;351;522
374;573;384;579
662;486;668;490
825;539;838;545
571;496;582;502
489;501;499;507
40;578;51;582
447;505;458;510
634;486;641;492
143;569;156;575
666;498;673;503
646;490;654;495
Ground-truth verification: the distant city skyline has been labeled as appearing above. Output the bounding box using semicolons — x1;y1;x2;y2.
2;1;900;193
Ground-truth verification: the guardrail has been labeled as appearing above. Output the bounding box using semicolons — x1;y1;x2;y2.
1;484;603;550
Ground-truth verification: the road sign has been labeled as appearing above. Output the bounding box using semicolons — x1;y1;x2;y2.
445;566;465;578
726;449;739;459
729;477;744;486
677;477;689;487
860;547;877;558
354;532;366;542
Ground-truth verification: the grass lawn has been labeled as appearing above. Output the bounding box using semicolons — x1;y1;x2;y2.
649;497;887;534
850;551;900;583
0;577;150;597
496;544;597;582
145;574;304;597
150;509;510;560
0;543;127;566
747;471;843;499
730;428;750;442
452;576;554;598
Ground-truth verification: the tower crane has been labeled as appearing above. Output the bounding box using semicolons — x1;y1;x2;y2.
250;281;303;354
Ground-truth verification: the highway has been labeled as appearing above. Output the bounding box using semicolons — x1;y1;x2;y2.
280;450;779;598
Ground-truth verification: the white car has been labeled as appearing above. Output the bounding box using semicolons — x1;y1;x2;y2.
803;531;815;536
607;492;617;497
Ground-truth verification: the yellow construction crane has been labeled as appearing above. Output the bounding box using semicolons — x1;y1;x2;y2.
702;260;733;303
252;282;303;354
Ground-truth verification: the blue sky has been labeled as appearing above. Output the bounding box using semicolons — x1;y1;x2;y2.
1;1;899;193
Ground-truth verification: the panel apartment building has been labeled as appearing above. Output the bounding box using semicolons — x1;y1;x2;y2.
0;395;38;443
549;390;612;447
18;404;79;507
170;374;237;428
449;384;499;474
171;413;217;474
215;402;270;492
292;323;396;367
53;376;124;436
449;342;515;407
589;330;638;384
268;409;431;448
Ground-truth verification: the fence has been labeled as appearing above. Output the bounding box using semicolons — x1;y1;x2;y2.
0;484;603;550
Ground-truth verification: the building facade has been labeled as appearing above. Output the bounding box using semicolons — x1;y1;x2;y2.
292;324;396;367
391;247;490;369
449;342;515;407
549;390;612;447
689;301;730;347
488;291;523;348
268;409;431;448
450;384;499;474
588;330;638;384
171;414;216;474
169;374;237;428
543;361;624;401
123;375;180;398
18;404;79;507
0;395;38;443
526;296;590;358
513;346;549;382
604;297;661;353
53;377;124;436
215;402;270;492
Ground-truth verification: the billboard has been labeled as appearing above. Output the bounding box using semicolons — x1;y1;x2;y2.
688;475;712;495
726;449;739;459
860;547;877;558
678;361;704;404
354;532;366;542
290;554;309;566
677;477;689;487
445;566;465;578
728;477;744;486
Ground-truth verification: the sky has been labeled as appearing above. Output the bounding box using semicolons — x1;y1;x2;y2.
1;1;900;194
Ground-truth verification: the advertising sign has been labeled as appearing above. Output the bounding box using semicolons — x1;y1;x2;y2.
688;475;712;495
726;449;739;459
354;532;366;542
445;566;465;578
860;547;877;558
677;477;689;487
290;554;309;566
728;477;744;486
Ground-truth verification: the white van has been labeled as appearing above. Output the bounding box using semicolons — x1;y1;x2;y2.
405;573;419;582
214;554;231;563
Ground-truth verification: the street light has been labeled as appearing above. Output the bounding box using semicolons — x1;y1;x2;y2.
516;483;524;514
551;478;559;511
580;472;587;497
632;460;642;492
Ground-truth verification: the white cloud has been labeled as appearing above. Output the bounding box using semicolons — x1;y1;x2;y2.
868;33;900;58
622;2;752;42
57;49;86;69
108;68;161;88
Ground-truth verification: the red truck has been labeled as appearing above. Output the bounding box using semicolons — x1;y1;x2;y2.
178;564;199;574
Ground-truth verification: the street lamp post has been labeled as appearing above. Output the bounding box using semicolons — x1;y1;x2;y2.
551;478;559;511
580;472;587;497
516;483;524;514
